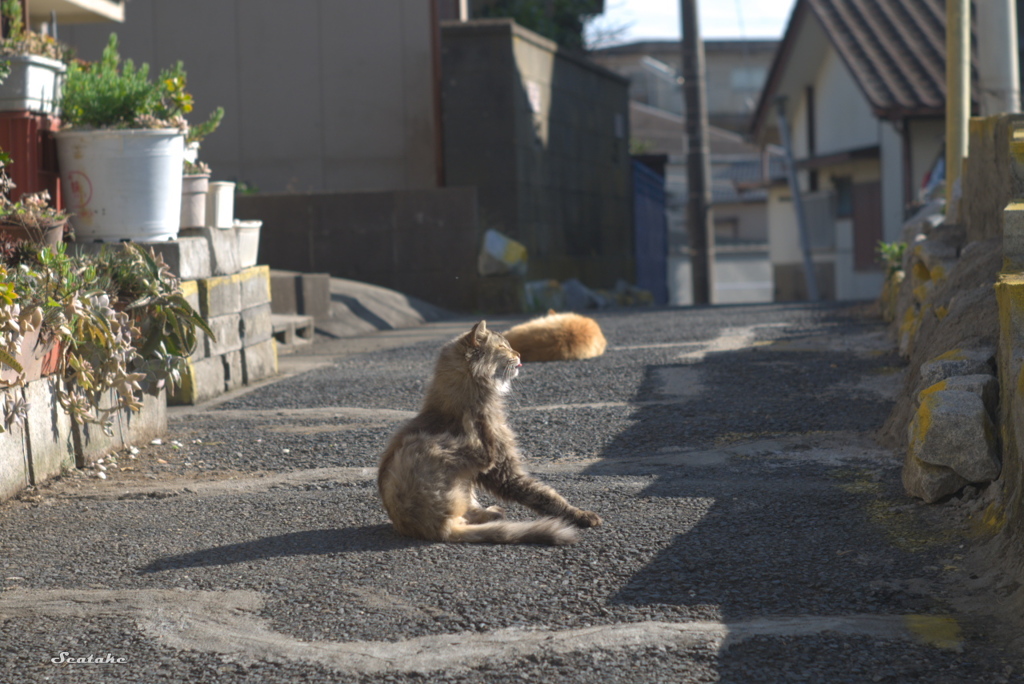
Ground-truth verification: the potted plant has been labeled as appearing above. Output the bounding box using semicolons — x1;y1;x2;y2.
0;238;213;432
0;150;67;248
180;106;223;229
54;33;219;243
0;0;70;114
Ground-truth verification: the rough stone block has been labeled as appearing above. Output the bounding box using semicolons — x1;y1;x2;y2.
199;274;242;318
239;265;271;309
919;348;995;387
206;313;242;356
917;374;999;417
73;389;167;466
242;339;278;385
0;404;28;502
241;303;273;345
24;377;74;484
903;453;970;504
909;389;1000;483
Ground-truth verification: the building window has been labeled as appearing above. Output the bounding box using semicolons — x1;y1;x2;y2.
729;66;767;91
834;177;853;218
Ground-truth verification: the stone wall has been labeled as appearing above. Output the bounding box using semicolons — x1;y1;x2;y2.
0;378;166;503
885;115;1024;572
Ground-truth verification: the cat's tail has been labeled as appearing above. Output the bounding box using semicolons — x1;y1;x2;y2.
446;517;578;545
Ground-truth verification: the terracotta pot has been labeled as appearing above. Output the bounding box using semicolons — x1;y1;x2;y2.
0;218;66;249
0;328;61;385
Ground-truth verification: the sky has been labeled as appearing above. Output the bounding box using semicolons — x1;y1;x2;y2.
586;0;798;46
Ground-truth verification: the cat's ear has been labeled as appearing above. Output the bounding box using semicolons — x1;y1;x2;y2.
547;309;557;316
468;320;487;348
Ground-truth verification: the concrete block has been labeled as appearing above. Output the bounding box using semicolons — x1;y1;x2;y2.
73;389;167;466
270;270;331;320
909;390;1000;483
199;274;243;318
241;303;273;345
239;265;271;308
0;400;29;502
242;339;278;384
206;227;241;276
24;377;74;484
179;227;241;276
271;314;315;348
151;237;214;280
170;355;225;406
223;350;244;393
206;313;243;355
1005;201;1024;272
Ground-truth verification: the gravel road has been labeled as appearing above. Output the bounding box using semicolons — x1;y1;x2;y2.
1;302;1021;683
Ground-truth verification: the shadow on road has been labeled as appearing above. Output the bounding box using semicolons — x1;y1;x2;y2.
139;525;426;573
581;316;929;619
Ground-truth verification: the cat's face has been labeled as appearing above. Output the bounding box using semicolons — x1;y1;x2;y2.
464;321;521;390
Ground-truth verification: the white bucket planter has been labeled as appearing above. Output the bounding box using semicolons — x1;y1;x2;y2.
55;129;185;242
206;181;235;228
234;219;262;268
0;54;66;114
180;173;210;229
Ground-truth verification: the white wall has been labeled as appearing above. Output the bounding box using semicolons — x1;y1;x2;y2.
879;119;905;243
814;49;879;155
61;0;440;194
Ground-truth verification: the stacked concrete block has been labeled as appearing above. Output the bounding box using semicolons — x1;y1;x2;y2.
171;265;277;405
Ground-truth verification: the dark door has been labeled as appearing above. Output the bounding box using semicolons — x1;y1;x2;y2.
852;181;883;272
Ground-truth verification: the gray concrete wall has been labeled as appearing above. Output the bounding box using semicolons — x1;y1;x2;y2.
442;19;634;290
235;187;484;312
61;0;440;195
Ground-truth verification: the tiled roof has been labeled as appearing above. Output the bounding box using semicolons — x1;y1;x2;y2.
811;0;954;117
753;0;976;134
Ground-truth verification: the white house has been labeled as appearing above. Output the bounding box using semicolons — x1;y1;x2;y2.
751;0;960;301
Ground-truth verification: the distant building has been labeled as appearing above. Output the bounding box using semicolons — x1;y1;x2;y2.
591;38;784;304
589;39;779;134
751;0;956;302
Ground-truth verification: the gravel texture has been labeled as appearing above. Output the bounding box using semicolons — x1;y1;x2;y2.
1;302;1021;683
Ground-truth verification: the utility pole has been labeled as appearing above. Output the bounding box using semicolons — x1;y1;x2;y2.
945;0;970;211
680;0;714;305
976;0;1020;115
775;97;820;302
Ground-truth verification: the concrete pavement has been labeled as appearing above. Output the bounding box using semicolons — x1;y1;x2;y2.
2;301;1023;682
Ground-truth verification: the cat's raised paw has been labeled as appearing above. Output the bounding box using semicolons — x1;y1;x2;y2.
571;510;602;528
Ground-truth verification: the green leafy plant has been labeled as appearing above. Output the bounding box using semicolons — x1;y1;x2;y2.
60;33;220;132
186;105;223;146
0;241;215;434
876;240;906;277
0;0;69;61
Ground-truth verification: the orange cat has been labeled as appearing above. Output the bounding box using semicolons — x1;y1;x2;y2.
502;311;607;363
